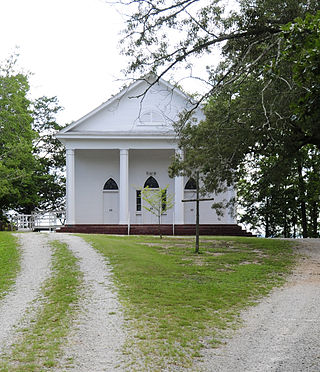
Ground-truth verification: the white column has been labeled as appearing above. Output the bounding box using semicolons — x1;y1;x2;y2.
119;149;129;225
174;149;184;224
66;148;75;225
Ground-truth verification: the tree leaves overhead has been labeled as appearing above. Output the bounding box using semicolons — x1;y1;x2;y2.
119;0;319;152
119;1;316;80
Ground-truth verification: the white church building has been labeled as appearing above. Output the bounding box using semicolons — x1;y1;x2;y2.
57;76;250;235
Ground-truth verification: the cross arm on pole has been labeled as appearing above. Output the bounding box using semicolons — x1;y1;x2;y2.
182;198;215;203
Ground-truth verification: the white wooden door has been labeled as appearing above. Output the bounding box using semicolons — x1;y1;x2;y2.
103;191;119;224
142;190;159;224
184;190;196;224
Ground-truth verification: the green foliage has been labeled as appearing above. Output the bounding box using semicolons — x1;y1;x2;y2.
234;12;320;237
0;57;36;216
31;96;66;211
84;234;295;370
0;54;65;216
280;11;320;147
237;147;320;237
120;0;318;97
0;232;20;300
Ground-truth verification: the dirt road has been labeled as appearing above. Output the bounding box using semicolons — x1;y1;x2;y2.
197;239;320;372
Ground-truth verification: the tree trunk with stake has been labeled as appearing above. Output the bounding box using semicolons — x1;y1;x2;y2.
195;172;200;254
182;173;215;253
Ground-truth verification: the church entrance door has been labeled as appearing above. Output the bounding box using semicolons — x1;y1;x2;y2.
103;191;119;224
184;190;196;224
142;190;159;224
141;176;160;224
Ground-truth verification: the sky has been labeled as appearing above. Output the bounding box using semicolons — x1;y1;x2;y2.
0;0;129;124
0;0;225;126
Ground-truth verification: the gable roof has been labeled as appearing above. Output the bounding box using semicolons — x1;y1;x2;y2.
58;75;197;135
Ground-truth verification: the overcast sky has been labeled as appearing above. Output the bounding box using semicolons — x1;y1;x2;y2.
0;0;129;124
0;0;224;126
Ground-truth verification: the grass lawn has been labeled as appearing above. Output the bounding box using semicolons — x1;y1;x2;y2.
0;240;82;372
0;232;20;300
82;234;296;370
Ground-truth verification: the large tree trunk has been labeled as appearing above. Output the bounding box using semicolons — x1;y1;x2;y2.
311;202;318;238
292;214;297;239
283;211;288;238
265;197;270;238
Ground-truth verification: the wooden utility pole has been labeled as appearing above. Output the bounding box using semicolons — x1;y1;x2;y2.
182;172;214;253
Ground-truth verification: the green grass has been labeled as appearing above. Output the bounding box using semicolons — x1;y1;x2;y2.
0;232;20;300
0;240;82;372
82;234;296;370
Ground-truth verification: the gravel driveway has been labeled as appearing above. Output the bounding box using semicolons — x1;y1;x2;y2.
0;232;127;371
52;233;127;371
196;238;320;372
0;234;319;371
0;233;52;354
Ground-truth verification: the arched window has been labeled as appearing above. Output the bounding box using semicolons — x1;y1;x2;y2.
103;178;118;190
185;178;197;190
144;176;159;188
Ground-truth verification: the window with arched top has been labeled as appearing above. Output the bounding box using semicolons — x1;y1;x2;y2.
144;176;159;188
103;178;119;190
185;178;197;190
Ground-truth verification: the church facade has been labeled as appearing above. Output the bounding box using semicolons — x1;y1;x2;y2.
57;77;250;235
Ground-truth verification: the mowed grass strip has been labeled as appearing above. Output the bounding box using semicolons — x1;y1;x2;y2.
0;232;20;300
83;234;296;370
0;240;82;372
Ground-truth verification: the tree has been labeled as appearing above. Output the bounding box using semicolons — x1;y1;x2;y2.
0;56;36;219
170;154;217;252
118;1;320;180
118;0;318;120
238;156;299;237
141;185;174;238
0;55;65;219
204;12;320;236
118;2;320;236
31;95;66;212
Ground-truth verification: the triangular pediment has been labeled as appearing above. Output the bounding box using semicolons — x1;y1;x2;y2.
58;77;203;136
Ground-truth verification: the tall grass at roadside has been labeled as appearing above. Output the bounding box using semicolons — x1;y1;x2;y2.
0;240;82;372
0;232;20;300
83;234;296;370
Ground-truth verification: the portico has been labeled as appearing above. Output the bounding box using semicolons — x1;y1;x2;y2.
64;144;186;227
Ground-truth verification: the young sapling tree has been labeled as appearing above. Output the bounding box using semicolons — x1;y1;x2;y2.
141;185;174;238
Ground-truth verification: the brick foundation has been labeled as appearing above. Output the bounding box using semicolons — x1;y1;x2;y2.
57;224;254;236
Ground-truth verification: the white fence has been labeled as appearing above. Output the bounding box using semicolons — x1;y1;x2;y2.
11;210;66;231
